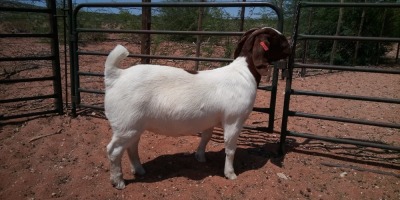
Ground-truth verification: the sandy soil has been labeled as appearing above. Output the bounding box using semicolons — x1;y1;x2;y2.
0;39;399;200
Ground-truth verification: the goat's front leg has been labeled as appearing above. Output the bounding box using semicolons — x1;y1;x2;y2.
223;123;242;180
195;127;213;162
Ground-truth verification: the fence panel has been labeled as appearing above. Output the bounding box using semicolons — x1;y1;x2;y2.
0;0;63;121
70;2;285;133
280;2;400;154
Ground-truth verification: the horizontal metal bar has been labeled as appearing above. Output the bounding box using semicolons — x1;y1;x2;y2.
78;51;233;62
297;34;400;42
0;55;54;62
77;28;244;36
78;71;104;77
290;111;400;129
0;109;58;121
75;2;279;10
78;103;104;111
257;85;273;91
0;7;52;13
78;88;105;94
77;94;274;109
78;105;273;115
294;63;400;74
76;69;278;83
0;33;53;38
0;94;56;104
73;2;284;33
292;90;400;104
287;131;400;151
253;107;271;113
243;126;270;132
0;76;55;84
76;72;276;82
300;2;400;8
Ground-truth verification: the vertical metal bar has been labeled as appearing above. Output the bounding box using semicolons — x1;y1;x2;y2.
47;0;64;115
279;2;302;155
375;8;387;65
195;0;205;71
267;65;279;133
239;0;246;31
141;0;151;64
275;5;284;33
68;0;77;116
62;0;69;112
396;42;399;64
264;2;283;133
72;6;81;107
301;39;308;77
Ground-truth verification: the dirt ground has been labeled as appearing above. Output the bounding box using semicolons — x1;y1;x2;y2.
1;39;399;199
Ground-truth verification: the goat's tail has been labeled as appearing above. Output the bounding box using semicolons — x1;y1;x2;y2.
105;45;129;82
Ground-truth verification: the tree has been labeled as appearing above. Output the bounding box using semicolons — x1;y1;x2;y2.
156;0;200;42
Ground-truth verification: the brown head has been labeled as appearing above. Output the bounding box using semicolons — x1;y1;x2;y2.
234;27;291;85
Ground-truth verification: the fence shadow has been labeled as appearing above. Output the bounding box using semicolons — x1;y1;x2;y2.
280;137;400;171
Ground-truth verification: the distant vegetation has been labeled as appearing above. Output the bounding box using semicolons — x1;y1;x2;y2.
294;0;400;65
1;0;399;65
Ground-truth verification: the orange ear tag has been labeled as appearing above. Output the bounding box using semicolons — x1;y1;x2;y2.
260;41;269;51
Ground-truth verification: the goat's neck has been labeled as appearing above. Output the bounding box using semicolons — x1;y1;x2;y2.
227;57;260;87
244;56;261;86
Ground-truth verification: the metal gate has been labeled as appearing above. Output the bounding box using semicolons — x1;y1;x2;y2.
0;0;63;120
69;2;285;133
280;2;400;154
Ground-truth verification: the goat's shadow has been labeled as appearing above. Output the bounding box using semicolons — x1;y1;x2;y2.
125;147;271;185
124;129;280;185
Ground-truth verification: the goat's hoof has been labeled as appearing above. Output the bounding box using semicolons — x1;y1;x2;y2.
225;172;237;180
112;180;126;190
195;153;206;163
133;167;146;176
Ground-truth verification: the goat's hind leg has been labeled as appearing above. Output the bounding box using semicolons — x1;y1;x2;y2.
107;130;141;189
195;127;213;162
127;134;146;176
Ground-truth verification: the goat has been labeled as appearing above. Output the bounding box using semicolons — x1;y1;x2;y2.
105;27;290;189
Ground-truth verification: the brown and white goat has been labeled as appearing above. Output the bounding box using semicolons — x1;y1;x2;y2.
104;27;290;189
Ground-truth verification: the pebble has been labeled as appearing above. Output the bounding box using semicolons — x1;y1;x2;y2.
340;172;347;178
277;173;289;180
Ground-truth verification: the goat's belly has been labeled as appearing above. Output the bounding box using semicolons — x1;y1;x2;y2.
145;118;219;137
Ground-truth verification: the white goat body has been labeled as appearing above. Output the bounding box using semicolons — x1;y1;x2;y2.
105;50;256;136
105;27;290;189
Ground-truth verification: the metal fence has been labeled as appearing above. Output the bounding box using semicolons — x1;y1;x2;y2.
2;0;399;154
0;0;63;120
279;2;400;154
69;2;286;133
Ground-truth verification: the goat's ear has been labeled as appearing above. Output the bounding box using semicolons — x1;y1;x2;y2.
234;28;258;58
252;35;270;68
